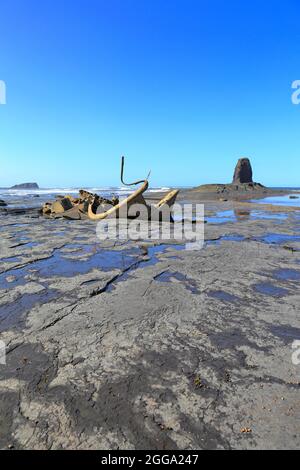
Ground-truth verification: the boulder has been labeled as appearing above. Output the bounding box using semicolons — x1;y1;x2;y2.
232;158;253;184
0;199;7;207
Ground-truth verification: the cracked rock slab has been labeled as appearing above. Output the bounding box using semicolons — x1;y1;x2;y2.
0;207;299;449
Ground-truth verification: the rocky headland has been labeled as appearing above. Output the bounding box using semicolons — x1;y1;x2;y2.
10;183;39;190
177;157;289;202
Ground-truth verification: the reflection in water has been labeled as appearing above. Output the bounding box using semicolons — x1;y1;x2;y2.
207;290;239;302
155;270;199;294
205;211;237;224
206;209;287;224
271;324;300;342
253;282;289;297
257;233;300;244
252;194;300;208
273;269;300;281
234;209;250;220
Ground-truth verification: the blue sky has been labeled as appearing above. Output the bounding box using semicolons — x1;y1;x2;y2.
0;0;299;188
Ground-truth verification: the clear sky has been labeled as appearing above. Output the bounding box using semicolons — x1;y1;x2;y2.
0;0;299;188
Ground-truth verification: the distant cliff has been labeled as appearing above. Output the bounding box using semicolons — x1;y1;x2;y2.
10;182;39;190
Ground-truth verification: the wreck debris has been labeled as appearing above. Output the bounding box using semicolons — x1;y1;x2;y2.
87;180;149;221
42;157;180;221
88;157;150;221
42;190;119;220
88;157;180;221
155;189;179;209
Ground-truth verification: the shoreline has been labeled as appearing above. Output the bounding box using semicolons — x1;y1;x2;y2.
1;186;300;217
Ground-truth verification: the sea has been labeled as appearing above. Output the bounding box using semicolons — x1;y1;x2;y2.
252;188;300;208
0;186;299;211
0;186;171;210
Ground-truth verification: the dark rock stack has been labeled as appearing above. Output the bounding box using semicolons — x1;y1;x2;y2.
193;157;266;194
232;158;253;184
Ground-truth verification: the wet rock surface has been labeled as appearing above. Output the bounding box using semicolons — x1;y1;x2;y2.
0;200;299;450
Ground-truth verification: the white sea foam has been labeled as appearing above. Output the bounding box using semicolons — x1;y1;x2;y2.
0;186;171;204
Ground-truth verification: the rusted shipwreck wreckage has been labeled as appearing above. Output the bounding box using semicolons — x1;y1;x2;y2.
42;157;179;221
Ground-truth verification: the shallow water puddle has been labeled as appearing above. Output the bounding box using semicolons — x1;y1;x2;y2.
207;290;239;302
105;244;187;292
12;234;30;241
20;241;40;249
222;234;246;241
0;223;30;229
60;243;91;253
154;270;199;294
51;230;68;237
0;247;142;289
273;269;300;281
138;243;186;268
253;282;289;297
250;211;287;221
205;234;246;246
206;211;237;224
25;248;141;278
252;194;300;208
270;325;300;343
0;256;22;263
10;240;41;250
0;271;27;290
0;243;187;293
209;329;267;351
206;209;287;225
105;272;132;293
0;289;58;331
256;233;300;244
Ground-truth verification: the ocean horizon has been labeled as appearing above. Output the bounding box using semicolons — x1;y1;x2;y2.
1;185;299;211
